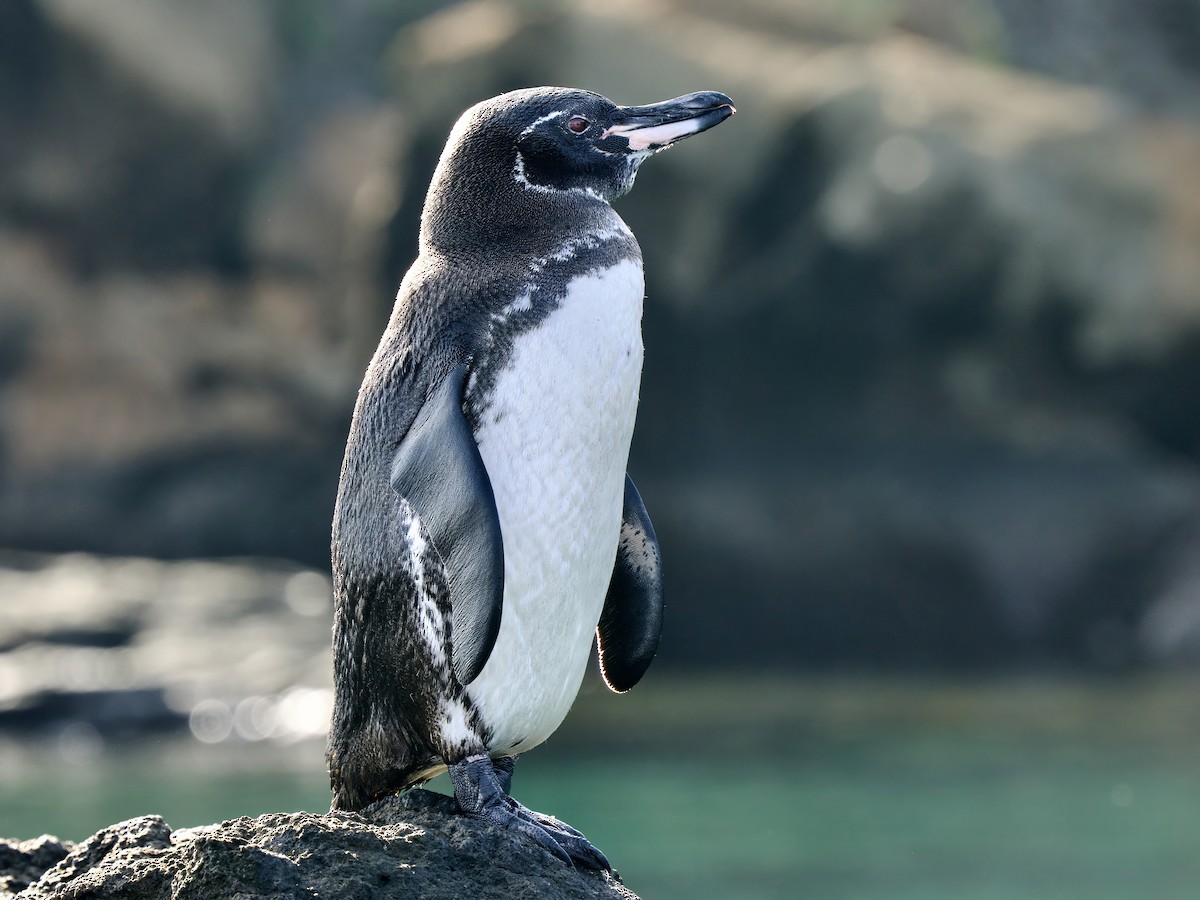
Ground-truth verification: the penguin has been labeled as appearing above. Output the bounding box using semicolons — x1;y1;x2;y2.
326;86;735;870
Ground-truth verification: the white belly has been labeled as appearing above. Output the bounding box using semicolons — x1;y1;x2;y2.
466;258;644;755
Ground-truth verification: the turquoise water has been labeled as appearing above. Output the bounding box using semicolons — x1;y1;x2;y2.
3;676;1199;899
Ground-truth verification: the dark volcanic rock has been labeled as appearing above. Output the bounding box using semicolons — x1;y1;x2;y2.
4;790;637;900
0;836;71;896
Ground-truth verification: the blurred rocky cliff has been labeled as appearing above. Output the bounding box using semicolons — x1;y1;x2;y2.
2;0;1200;673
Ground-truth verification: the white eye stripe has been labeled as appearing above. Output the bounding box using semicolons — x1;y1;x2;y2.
519;110;568;137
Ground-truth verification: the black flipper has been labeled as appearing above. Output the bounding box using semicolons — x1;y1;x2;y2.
390;362;504;685
597;474;664;693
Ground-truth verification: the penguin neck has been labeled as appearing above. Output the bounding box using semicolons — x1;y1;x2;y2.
420;146;617;259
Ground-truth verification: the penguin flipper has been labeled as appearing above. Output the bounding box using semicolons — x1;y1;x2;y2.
390;362;504;685
597;474;664;693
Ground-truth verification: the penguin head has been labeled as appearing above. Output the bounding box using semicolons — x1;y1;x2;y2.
509;88;736;201
423;87;734;250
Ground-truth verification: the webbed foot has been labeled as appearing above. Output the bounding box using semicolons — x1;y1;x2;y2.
449;753;610;871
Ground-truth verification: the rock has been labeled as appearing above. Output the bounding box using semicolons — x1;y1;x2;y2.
0;836;71;897
991;0;1200;125
0;3;379;566
0;231;351;564
0;1;270;273
3;791;637;900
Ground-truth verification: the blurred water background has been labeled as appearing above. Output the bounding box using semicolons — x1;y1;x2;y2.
1;1;1200;898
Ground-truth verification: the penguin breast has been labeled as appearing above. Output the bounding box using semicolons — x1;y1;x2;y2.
465;257;645;755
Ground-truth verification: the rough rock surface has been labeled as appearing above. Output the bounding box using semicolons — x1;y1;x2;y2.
1;790;637;900
0;837;72;897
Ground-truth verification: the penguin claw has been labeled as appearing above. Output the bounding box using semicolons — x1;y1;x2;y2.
488;756;587;839
512;803;588;840
510;802;609;869
449;754;611;872
508;812;576;867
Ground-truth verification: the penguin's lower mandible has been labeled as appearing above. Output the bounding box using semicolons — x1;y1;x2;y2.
326;85;735;870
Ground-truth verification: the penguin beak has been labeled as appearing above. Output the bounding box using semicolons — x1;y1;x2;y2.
602;91;736;152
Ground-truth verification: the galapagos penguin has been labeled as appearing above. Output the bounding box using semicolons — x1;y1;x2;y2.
327;86;735;870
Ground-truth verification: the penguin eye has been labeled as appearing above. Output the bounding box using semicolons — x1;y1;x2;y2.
566;116;590;134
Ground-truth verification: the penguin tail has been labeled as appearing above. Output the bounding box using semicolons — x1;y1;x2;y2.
326;727;424;812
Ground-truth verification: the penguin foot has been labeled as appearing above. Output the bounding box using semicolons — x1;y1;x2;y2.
449;754;611;871
492;753;516;795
